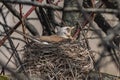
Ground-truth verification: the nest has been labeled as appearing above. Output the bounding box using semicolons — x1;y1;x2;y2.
23;40;94;80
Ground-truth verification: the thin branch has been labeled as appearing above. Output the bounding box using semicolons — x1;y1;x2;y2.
0;21;30;79
0;0;61;10
0;43;19;75
0;0;119;14
0;3;39;47
0;22;42;43
0;60;23;80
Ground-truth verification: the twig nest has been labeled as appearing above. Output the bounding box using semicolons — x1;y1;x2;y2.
23;40;94;79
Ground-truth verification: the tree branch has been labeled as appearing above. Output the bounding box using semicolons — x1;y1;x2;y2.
0;0;119;14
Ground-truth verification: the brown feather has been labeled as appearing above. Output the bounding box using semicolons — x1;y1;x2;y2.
39;35;65;43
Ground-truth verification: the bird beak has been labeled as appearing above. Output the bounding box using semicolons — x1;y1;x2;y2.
71;26;75;30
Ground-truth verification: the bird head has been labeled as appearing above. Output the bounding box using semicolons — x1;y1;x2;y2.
55;26;74;39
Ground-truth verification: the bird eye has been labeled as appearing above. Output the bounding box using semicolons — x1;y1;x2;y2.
66;28;71;33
